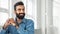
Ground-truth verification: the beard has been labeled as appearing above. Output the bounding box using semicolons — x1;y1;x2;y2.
16;13;25;19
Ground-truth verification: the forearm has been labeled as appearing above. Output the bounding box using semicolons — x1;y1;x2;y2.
0;28;6;34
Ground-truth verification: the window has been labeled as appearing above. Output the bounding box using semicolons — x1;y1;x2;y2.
0;0;9;9
0;12;9;28
25;0;37;29
53;0;60;34
0;0;9;28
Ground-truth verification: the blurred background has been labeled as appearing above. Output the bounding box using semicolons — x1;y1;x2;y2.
0;0;60;34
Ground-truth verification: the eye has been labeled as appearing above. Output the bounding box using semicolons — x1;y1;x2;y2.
18;9;21;11
23;9;24;11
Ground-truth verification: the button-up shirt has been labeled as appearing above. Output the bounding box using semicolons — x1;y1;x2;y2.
0;18;34;34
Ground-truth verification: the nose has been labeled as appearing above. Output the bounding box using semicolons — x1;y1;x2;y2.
18;9;24;13
20;10;23;13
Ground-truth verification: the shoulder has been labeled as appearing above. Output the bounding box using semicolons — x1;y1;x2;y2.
25;18;34;22
25;18;34;24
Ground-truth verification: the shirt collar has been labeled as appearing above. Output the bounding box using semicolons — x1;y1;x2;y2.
15;18;26;24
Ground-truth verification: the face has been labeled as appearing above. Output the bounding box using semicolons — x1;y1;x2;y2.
15;5;25;19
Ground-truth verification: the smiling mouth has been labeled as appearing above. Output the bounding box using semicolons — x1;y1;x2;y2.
19;14;24;16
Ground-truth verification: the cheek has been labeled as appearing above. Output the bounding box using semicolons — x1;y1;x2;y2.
16;11;19;14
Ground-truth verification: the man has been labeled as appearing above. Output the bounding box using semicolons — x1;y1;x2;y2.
0;1;34;34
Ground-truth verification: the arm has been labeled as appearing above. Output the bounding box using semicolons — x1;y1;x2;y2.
0;27;9;34
0;18;16;34
26;20;34;34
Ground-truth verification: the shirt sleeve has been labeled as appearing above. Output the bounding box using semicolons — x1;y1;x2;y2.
0;26;10;34
0;28;6;34
18;19;34;34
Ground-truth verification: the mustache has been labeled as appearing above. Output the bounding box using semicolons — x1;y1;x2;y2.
19;13;25;14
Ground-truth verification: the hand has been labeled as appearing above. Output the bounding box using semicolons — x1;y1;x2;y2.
8;18;16;26
9;18;19;28
3;18;18;29
3;19;10;29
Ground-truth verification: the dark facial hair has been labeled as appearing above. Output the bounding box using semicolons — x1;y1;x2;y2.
16;13;25;19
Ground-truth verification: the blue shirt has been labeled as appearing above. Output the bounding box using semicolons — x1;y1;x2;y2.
0;18;34;34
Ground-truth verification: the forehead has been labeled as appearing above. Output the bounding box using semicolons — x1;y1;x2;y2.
16;5;25;9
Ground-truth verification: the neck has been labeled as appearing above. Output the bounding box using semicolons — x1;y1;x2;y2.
16;18;22;23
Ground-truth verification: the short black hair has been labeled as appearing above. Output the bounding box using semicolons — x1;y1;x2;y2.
14;1;24;10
